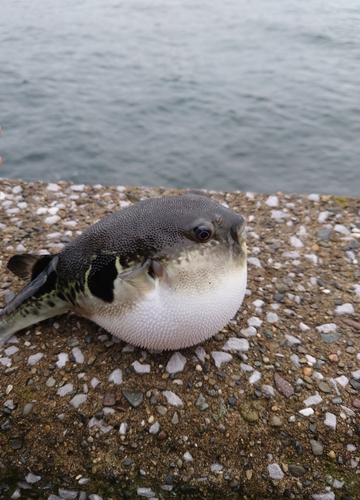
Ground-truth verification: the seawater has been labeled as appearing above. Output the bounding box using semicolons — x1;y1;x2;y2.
1;0;360;196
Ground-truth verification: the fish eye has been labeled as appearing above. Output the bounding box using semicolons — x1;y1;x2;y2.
194;225;213;242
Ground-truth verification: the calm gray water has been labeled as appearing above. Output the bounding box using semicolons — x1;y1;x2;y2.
1;0;360;196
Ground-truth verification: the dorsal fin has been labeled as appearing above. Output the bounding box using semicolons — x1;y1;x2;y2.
7;254;55;281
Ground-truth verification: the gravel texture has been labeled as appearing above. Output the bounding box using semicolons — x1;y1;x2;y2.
0;180;360;499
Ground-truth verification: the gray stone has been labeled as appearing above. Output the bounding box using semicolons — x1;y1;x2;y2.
195;393;209;411
318;381;332;394
274;372;294;398
46;377;56;388
350;379;360;391
269;416;283;427
320;333;342;344
316;229;332;241
58;489;78;500
122;389;144;408
288;464;306;477
310;439;324;456
267;463;284;480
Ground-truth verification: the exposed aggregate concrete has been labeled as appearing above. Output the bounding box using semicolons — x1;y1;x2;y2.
0;179;359;499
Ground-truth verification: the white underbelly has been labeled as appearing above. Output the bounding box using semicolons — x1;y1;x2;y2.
89;263;247;350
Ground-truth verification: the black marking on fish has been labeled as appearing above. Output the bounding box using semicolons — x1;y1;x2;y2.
7;254;55;281
87;256;118;303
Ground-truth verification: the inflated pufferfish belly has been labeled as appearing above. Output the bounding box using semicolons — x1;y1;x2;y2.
0;193;247;350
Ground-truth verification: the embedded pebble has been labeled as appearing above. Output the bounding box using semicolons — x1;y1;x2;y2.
274;373;294;398
56;384;74;397
304;393;323;406
56;353;68;368
58;489;78;499
249;371;261;384
195;393;209;411
28;353;44;365
25;472;41;483
324;412;337;431
183;451;193;462
211;351;233;368
310;439;324;456
267;463;284;480
162;391;183;407
166;352;187;374
70;394;87;408
108;368;123;384
72;347;84;364
122;389;144;408
119;422;128;435
132;360;151;374
335;303;355;315
222;338;249;351
149;422;160;435
195;346;206;363
311;493;335;500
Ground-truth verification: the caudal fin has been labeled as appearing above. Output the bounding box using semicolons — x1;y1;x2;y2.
0;256;70;347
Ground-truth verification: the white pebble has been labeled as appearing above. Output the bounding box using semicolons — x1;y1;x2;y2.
57;383;74;397
318;211;330;223
240;363;254;372
324;412;337;431
335;303;354;315
136;488;156;498
248;316;262;327
56;353;68;368
271;210;290;219
210;463;223;471
266;195;279;207
333;480;345;489
183;451;193;462
312;492;335;500
24;472;41;484
91;377;100;388
253;299;265;308
28;353;44;365
286;335;301;345
267;463;284;480
334;224;351;235
132;360;151;374
195;346;206;363
306;354;316;364
4;346;18;356
70;394;87;408
305;254;318;265
44;215;61;224
119;422;128;435
242;326;257;336
351;369;360;380
266;312;278;323
166;352;187;374
262;385;275;396
47;183;60;192
347;444;356;451
299;322;310;332
70;184;85;191
149;422;160;435
211;351;233;368
335;375;349;387
282;251;300;259
162;390;183;407
290;354;300;367
72;347;84;364
12;185;23;194
290;236;304;248
308;193;320;202
304;393;323;406
222;338;249;351
247;256;262;268
316;323;337;333
108;368;123;384
299;408;314;416
249;370;261;384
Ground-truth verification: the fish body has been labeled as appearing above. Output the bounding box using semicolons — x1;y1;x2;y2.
0;193;247;350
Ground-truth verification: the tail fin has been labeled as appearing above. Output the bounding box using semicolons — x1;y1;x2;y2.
0;256;69;347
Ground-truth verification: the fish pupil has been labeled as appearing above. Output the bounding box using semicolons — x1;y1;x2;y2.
194;226;212;242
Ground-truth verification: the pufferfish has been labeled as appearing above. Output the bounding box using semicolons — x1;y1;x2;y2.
0;193;247;350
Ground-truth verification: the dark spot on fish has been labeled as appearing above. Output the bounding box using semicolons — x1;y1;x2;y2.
47;300;55;307
88;256;117;303
57;291;66;302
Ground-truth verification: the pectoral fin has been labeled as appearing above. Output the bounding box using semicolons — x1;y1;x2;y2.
119;259;158;293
